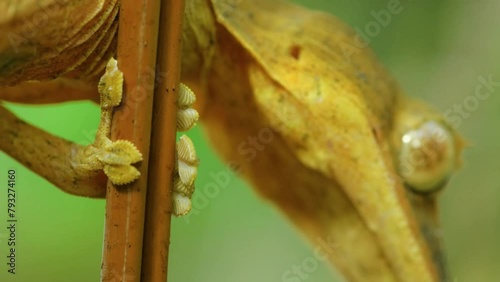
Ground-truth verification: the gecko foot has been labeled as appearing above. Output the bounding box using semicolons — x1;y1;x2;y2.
171;85;200;216
74;58;143;185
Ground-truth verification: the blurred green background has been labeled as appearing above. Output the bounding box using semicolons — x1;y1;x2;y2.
0;0;498;281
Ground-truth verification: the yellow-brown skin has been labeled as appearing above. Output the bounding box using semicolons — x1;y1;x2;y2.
0;0;464;281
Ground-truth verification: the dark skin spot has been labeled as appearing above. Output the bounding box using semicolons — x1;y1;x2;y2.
289;45;301;60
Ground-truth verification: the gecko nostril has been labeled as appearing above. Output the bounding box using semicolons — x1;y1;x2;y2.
371;126;383;144
289;45;301;60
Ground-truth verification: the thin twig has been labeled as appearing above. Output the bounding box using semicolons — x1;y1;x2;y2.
141;1;186;281
101;1;162;281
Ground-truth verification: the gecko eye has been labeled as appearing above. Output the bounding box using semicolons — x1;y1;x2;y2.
398;121;456;193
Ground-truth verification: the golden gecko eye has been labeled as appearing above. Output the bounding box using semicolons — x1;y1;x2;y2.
398;121;456;193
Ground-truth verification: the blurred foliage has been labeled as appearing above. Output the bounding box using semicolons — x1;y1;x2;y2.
0;0;498;281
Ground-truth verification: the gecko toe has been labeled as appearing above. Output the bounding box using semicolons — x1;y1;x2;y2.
104;164;141;185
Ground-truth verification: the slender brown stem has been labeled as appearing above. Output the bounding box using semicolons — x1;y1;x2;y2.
100;1;161;281
141;1;186;281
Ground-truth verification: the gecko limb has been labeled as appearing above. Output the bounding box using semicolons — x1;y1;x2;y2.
73;58;143;185
0;58;142;197
0;105;107;197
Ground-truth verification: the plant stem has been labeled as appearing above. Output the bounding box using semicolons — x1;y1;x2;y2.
141;1;185;282
101;1;161;281
141;0;184;282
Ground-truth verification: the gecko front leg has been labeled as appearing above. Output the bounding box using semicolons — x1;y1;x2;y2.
0;58;141;197
1;58;193;202
73;58;143;185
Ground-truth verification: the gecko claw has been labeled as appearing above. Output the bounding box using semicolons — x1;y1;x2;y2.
177;84;199;132
98;58;123;109
178;84;197;106
173;174;195;197
177;108;199;131
172;192;192;216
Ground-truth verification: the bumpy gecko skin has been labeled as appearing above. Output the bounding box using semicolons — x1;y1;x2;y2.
172;84;200;216
75;58;143;185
